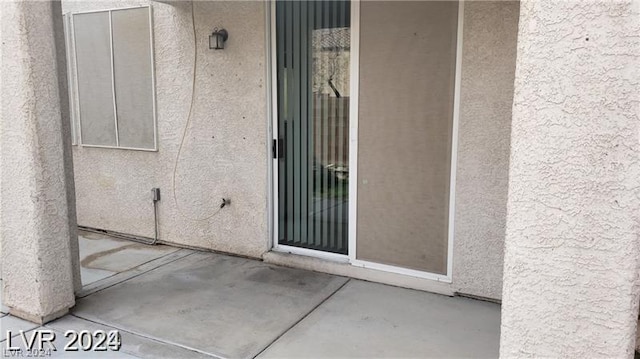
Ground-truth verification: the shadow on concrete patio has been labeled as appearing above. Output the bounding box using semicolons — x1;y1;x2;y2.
1;232;500;358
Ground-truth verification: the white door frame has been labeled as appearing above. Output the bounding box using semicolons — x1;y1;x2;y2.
267;0;464;283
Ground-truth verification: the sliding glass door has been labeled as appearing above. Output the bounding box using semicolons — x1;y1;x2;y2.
275;0;351;254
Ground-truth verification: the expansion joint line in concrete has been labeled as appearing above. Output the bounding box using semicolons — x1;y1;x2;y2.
77;251;197;298
64;313;224;359
252;278;352;358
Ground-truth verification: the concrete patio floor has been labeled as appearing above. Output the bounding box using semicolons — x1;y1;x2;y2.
1;231;501;358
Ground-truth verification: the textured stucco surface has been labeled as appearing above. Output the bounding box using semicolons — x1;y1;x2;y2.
452;1;519;300
63;1;269;258
500;1;640;357
637;319;640;351
52;0;82;294
1;1;76;321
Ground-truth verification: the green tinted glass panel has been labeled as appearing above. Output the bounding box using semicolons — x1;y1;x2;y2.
276;0;351;254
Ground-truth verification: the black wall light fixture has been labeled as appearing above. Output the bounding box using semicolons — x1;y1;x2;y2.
209;28;229;50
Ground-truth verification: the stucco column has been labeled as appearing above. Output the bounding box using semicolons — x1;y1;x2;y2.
1;0;80;323
500;1;640;357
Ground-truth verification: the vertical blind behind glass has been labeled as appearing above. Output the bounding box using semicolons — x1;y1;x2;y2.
276;0;351;254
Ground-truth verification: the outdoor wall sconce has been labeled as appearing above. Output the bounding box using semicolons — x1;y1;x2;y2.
209;28;229;50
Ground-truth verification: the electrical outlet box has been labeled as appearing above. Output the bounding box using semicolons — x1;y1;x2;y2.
152;188;161;201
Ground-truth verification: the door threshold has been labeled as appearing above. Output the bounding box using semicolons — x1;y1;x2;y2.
263;250;455;297
272;244;349;263
272;245;451;283
350;259;452;283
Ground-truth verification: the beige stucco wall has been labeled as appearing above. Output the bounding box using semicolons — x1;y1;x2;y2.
500;0;640;356
63;0;269;258
452;1;520;300
65;0;518;299
1;0;78;322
